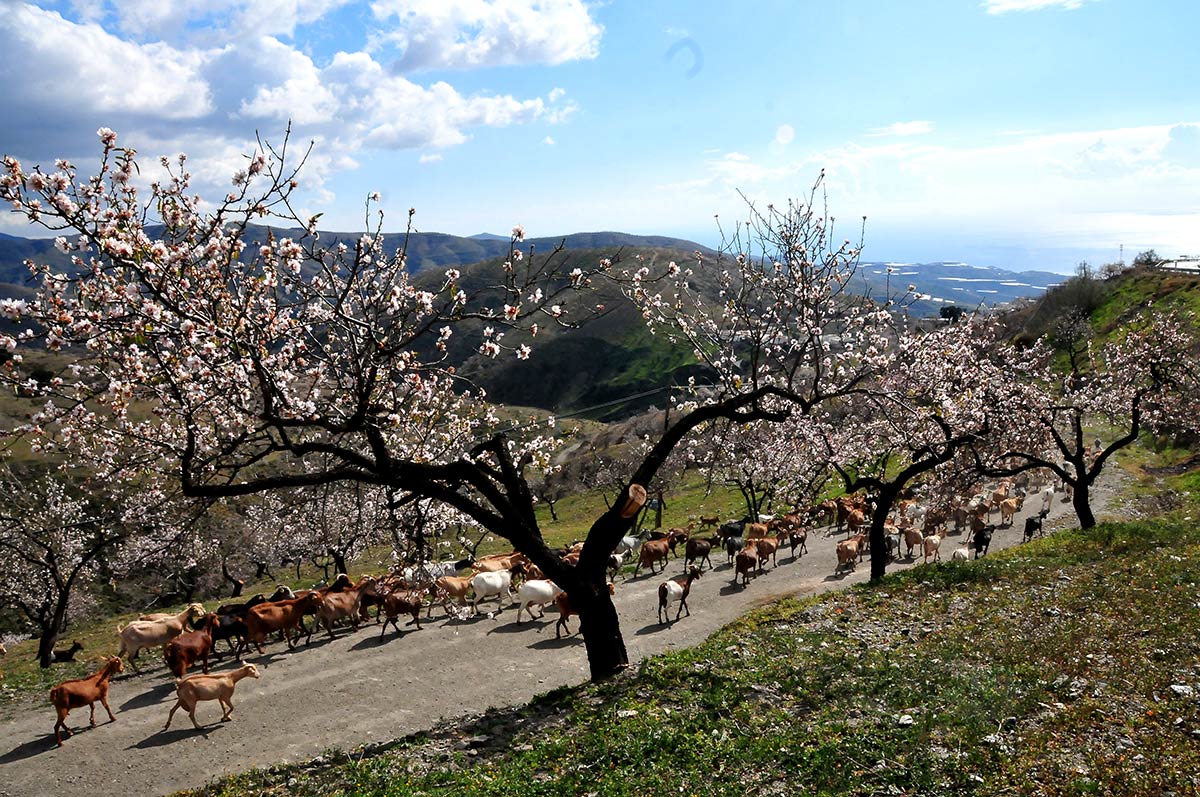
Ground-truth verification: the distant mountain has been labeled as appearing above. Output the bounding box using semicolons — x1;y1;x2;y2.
0;226;1062;320
0;228;708;287
851;261;1063;315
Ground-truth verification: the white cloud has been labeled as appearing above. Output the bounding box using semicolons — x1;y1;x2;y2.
419;153;443;163
982;0;1096;14
0;2;580;215
0;5;214;123
369;0;602;71
663;120;1200;262
775;124;795;146
868;120;934;137
542;136;556;146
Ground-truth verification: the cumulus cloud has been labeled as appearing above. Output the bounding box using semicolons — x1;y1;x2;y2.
419;153;443;163
369;0;602;72
96;0;354;42
0;4;214;123
0;1;591;221
542;136;556;145
775;124;795;145
982;0;1096;14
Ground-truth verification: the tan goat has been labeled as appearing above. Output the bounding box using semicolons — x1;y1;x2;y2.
164;663;260;730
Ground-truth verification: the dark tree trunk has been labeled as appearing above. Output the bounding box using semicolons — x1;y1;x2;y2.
870;485;901;583
571;576;629;680
1072;478;1096;529
254;560;274;580
223;559;245;598
36;596;69;668
545;499;559;522
328;548;349;576
178;566;199;603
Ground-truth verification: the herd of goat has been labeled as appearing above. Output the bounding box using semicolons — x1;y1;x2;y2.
43;473;1061;748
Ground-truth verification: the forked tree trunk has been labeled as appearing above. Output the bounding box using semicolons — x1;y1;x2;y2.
1072;479;1096;529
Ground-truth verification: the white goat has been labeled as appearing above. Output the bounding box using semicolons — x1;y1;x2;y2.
515;579;563;623
118;604;205;664
470;569;513;615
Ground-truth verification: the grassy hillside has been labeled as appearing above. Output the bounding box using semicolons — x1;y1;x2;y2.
180;511;1200;797
1089;265;1200;335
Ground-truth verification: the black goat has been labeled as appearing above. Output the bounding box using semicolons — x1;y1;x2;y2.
1023;508;1049;543
974;525;996;558
52;640;83;663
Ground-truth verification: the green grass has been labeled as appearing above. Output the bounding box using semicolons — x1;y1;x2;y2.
178;514;1200;797
1090;267;1200;337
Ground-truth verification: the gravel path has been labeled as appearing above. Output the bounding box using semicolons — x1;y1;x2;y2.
0;478;1123;797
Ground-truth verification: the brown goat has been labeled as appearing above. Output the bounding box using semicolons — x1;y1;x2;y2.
50;656;123;747
632;538;671;577
243;592;324;654
379;590;424;638
734;546;759;587
164;663;260;730
754;537;780;571
163;613;220;678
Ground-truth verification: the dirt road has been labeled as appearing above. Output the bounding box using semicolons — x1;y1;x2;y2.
0;485;1115;797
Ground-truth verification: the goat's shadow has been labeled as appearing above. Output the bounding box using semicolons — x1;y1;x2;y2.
351;633;393;650
823;572;853;583
118;678;177;711
528;635;581;650
634;622;673;636
130;725;223;749
0;733;63;763
487;617;553;636
353;627;423;649
718;582;748;596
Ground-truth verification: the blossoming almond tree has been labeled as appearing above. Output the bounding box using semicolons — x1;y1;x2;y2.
973;311;1200;529
0;463;189;667
1;134;898;679
815;317;1021;580
0;129;646;678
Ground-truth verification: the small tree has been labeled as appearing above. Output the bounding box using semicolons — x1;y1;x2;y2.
939;305;965;323
974;311;1200;528
0;464;184;666
820;317;1010;580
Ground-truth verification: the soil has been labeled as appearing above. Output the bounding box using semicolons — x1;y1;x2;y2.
0;473;1127;797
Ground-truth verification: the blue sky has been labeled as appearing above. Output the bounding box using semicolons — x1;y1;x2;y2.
2;0;1197;272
